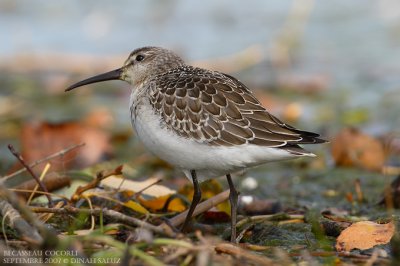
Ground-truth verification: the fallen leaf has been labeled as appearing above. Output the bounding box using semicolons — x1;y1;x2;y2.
335;221;395;252
331;127;386;171
123;200;149;214
179;179;230;215
80;189;150;214
102;176;176;197
202;208;231;223
138;194;185;212
17;112;112;173
101;175;184;213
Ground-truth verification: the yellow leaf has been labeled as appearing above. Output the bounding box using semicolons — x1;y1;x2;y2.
123;200;149;214
336;221;395;252
179;179;231;215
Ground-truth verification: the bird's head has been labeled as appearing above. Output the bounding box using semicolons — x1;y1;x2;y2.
66;46;184;91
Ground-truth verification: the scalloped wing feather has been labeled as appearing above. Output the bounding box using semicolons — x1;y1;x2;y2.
149;66;326;154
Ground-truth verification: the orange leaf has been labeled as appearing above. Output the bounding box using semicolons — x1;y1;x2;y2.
17;113;112;174
331;127;385;172
138;194;186;212
179;179;230;214
336;221;395;252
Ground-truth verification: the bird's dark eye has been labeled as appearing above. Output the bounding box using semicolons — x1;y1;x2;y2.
135;55;145;62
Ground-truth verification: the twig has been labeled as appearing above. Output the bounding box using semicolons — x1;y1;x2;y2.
215;243;277;265
2;142;85;181
236;223;254;243
236;213;304;228
167;190;230;228
0;198;42;244
30;206;176;238
365;249;379;266
8;189;69;201
133;178;163;198
0;182;58;247
38;201;65;223
7;144;53;207
12;173;71;200
71;165;123;202
27;163;51;204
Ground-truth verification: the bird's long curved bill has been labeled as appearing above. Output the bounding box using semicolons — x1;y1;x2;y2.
65;68;123;92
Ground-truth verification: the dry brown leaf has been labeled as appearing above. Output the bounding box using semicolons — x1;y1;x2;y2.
202;209;231;223
14;172;71;200
17;112;112;173
331;127;386;171
335;221;395;252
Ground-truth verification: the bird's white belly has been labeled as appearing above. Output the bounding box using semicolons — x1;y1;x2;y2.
131;102;301;180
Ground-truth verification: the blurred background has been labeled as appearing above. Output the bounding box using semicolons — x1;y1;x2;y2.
1;0;400;208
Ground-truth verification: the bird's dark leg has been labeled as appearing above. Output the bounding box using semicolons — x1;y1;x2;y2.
181;170;201;232
226;174;239;243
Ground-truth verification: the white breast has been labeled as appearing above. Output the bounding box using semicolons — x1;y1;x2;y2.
129;96;304;181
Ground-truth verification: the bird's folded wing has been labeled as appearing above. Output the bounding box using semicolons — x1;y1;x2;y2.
149;66;325;149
